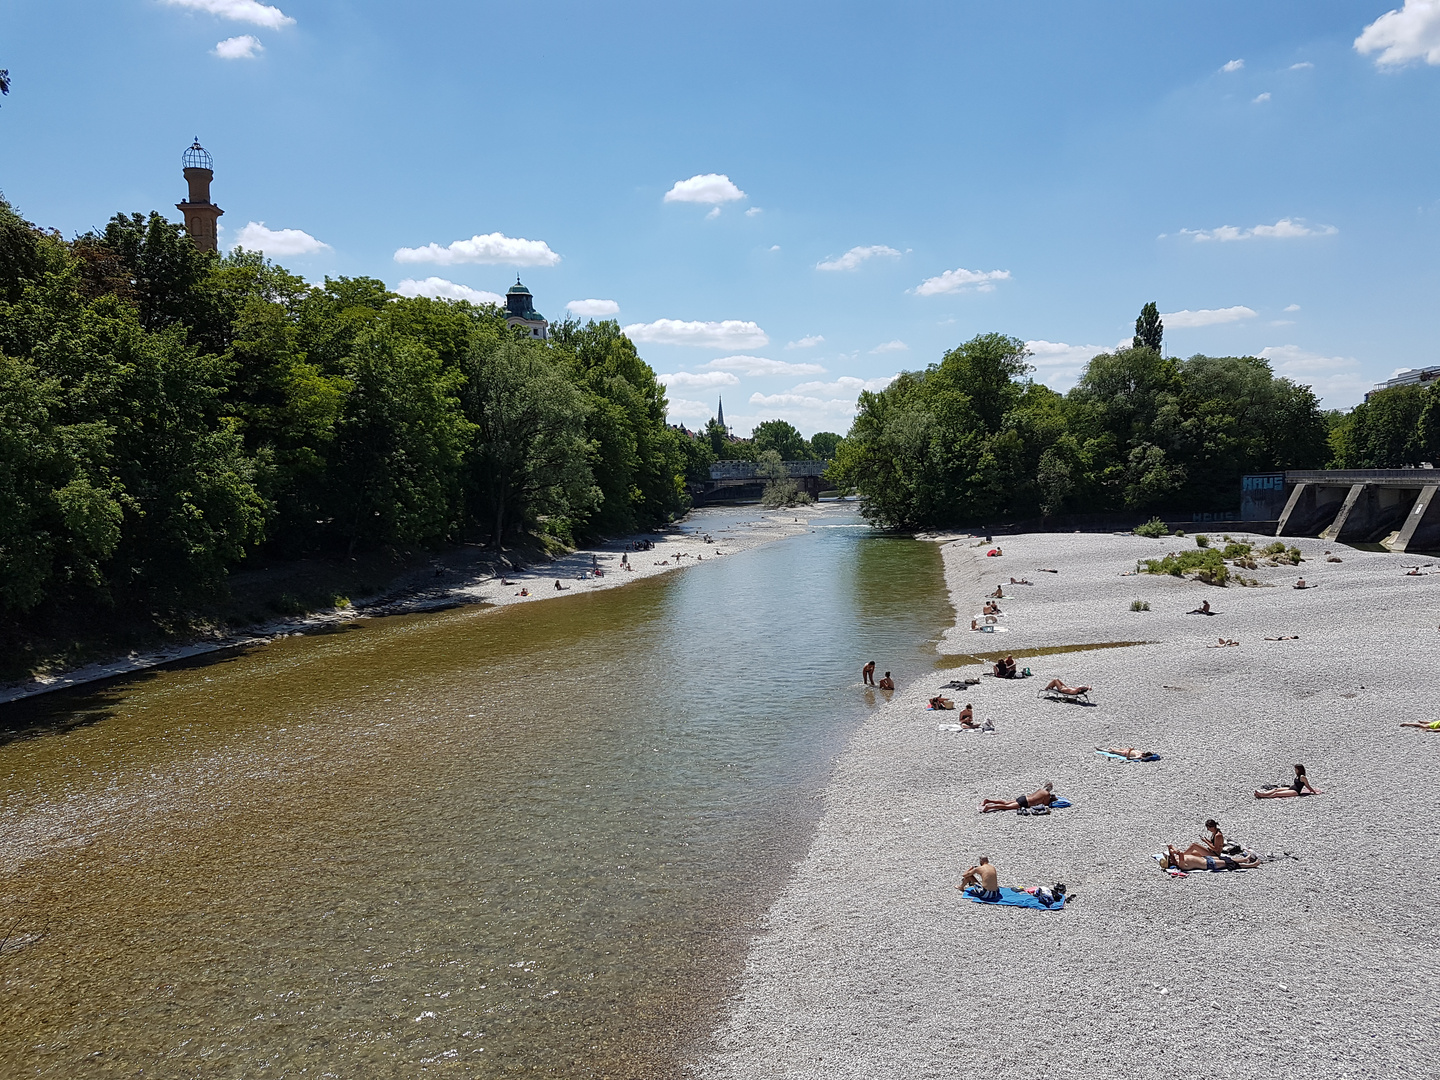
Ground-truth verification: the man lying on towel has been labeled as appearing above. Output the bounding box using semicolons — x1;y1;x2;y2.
1161;847;1263;872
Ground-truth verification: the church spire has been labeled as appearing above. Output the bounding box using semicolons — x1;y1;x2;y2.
717;395;726;431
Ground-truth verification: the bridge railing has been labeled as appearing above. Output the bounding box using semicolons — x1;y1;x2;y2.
708;459;828;480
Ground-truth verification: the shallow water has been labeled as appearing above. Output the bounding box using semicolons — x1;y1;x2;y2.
0;510;952;1078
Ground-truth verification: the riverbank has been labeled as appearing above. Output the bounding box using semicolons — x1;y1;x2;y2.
0;503;838;707
701;529;1439;1078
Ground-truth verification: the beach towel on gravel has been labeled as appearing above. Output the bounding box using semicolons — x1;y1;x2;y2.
965;887;1065;911
1096;750;1162;762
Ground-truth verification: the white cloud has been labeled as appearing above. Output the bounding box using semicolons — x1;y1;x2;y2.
816;245;902;272
665;398;714;423
1290;61;1314;70
1177;218;1337;242
230;221;330;256
622;320;769;349
788;376;897;396
1259;345;1372;405
566;298;620;317
1356;1;1440;66
705;207;722;220
1284;303;1301;312
701;355;825;377
396;277;503;305
871;340;908;354
213;34;263;58
769;244;781;252
746;207;763;217
164;0;294;29
663;173;746;204
1253;92;1272;103
656;370;741;390
1161;306;1258;328
1025;340;1110;368
394;232;561;267
914;267;1010;296
786;335;825;350
1222;58;1245;72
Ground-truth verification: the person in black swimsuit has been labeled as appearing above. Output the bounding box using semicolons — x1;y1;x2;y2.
1255;763;1322;798
980;781;1054;813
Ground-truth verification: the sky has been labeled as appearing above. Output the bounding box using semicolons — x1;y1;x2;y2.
3;1;1440;436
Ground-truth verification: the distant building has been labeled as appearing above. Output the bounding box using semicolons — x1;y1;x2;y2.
504;278;548;339
176;139;223;253
717;396;727;433
1367;365;1440;400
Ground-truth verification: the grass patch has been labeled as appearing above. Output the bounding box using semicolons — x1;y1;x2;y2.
1195;534;1210;547
1129;598;1151;611
1140;547;1230;585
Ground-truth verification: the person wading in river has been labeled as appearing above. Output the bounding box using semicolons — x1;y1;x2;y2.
862;661;876;687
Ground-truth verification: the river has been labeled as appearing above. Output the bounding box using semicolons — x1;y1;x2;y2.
0;509;951;1078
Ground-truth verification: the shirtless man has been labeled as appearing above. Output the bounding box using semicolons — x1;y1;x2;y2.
990;585;1005;598
1043;678;1090;696
980;781;1054;813
878;672;895;690
982;600;1001;615
959;856;1001;901
862;661;877;687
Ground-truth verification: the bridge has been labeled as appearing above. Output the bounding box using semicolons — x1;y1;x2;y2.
1242;469;1440;552
691;460;828;504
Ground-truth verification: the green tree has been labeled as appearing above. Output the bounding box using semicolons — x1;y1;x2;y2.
809;431;842;460
1133;301;1163;352
752;418;809;460
1329;384;1431;468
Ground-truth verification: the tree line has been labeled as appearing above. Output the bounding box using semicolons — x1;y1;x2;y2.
0;199;734;625
829;310;1360;529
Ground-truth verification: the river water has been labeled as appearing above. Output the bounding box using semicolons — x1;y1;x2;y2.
0;510;951;1078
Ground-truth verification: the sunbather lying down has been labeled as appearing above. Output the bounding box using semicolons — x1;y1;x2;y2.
1264;635;1300;641
981;781;1053;813
1098;746;1160;761
1208;638;1240;648
1161;848;1262;872
1043;678;1090;696
1400;720;1440;730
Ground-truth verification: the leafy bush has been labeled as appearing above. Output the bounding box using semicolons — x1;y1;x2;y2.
1221;542;1252;560
1195;534;1210;547
1141;547;1229;585
1134;517;1169;538
1130;598;1150;611
1258;541;1304;565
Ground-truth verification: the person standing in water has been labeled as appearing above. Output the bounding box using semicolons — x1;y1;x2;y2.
862;661;877;687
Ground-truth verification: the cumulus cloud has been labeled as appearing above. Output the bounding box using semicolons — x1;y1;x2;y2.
394;232;561;267
871;340;908;354
655;370;741;390
787;376;897;396
701;355;825;377
164;0;294;28
1177;218;1337;242
665;398;714;423
746;207;763;217
622;320;769;349
1253;92;1272;103
1161;306;1258;328
566;298;620;317
1356;1;1440;66
1222;58;1245;72
663;173;746;204
705;207;722;220
816;245;902;272
914;267;1011;296
1291;61;1315;70
1284;304;1301;312
230;221;330;256
1024;340;1111;392
1259;345;1372;405
214;34;263;58
396;277;503;305
786;335;824;350
769;244;781;252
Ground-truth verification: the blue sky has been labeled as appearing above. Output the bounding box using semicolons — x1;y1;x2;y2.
3;1;1440;435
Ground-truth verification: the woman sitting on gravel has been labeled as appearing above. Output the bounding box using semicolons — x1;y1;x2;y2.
983;600;1002;615
1177;819;1225;860
1255;763;1322;799
981;781;1054;814
993;656;1019;678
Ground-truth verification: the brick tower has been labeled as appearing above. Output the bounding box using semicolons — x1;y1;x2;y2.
176;139;223;252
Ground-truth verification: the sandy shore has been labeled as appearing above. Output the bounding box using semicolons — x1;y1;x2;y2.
0;503;839;707
701;529;1440;1079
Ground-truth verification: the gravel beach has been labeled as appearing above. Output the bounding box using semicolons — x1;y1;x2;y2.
701;529;1440;1079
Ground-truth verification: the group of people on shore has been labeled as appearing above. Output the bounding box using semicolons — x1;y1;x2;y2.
861;661;894;691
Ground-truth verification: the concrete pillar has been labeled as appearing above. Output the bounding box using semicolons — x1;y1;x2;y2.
1320;484;1370;541
1386;484;1440;553
177;166;223;253
1277;483;1348;537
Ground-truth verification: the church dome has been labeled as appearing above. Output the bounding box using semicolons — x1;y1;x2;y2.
507;278;532;296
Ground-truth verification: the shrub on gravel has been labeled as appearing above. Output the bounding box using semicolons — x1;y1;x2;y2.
1134;517;1169;538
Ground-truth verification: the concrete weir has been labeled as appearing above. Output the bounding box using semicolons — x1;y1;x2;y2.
1271;470;1440;552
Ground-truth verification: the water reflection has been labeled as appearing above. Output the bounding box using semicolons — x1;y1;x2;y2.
0;510;951;1077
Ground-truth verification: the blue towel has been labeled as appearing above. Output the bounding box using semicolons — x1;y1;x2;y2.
1095;751;1162;763
965;887;1065;911
1050;797;1072;808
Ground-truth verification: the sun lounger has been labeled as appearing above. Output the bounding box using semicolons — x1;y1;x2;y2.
1039;689;1091;705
